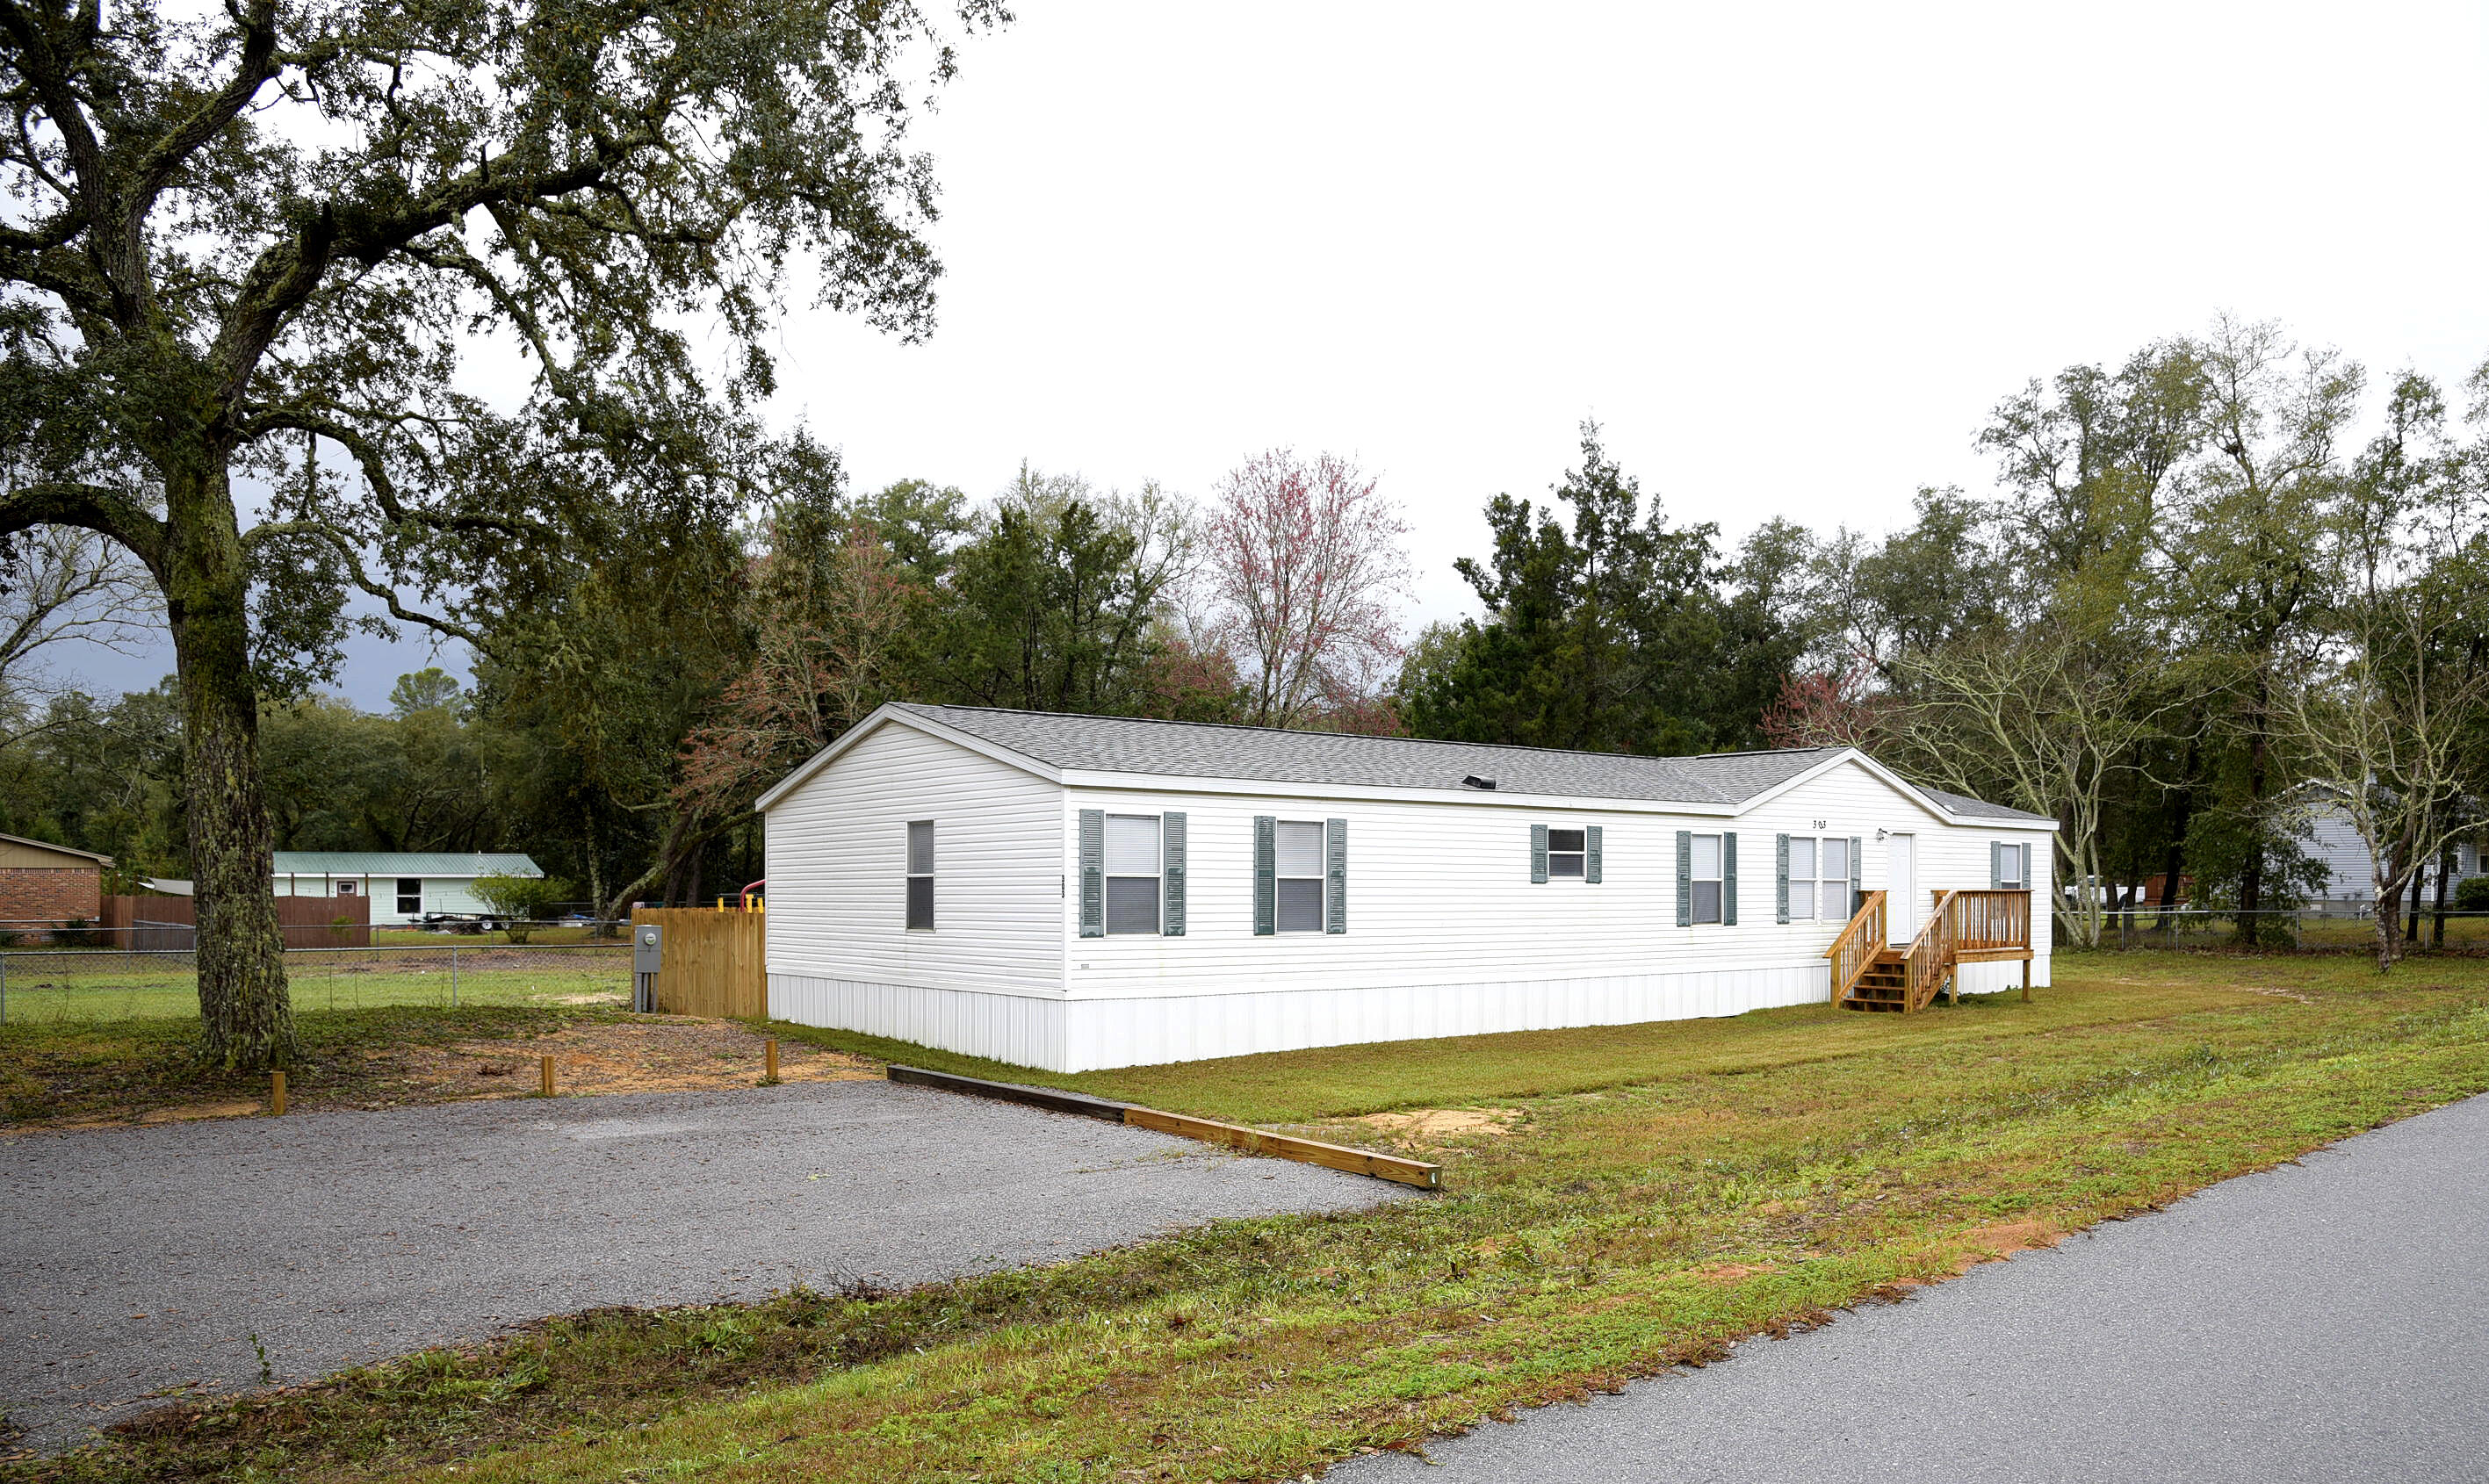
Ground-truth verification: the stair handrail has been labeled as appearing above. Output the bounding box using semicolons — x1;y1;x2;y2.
1822;889;1888;1005
1900;889;1959;1013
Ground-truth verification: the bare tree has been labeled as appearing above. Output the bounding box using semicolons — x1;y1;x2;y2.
0;526;157;741
2273;368;2489;969
1202;450;1412;729
1886;626;2172;948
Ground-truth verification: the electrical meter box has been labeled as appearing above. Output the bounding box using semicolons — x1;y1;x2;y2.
633;924;664;974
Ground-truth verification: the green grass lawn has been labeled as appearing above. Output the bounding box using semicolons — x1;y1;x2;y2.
11;951;2489;1484
0;947;630;1024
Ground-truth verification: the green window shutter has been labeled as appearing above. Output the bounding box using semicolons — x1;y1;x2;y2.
1676;830;1692;926
1325;818;1347;934
1775;832;1791;924
1078;810;1104;939
1991;839;2003;889
1585;825;1603;884
1531;824;1548;884
1722;832;1739;926
1252;816;1276;936
1849;834;1864;919
1162;811;1187;936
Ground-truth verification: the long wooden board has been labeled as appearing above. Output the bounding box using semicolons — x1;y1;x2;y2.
884;1064;1442;1191
886;1064;1129;1122
1122;1106;1442;1190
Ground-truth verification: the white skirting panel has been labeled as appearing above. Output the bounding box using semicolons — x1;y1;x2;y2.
774;962;1851;1073
1953;955;2051;997
768;976;1067;1070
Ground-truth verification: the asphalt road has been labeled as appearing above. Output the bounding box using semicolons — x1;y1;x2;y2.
1338;1091;2489;1484
1;1080;1403;1452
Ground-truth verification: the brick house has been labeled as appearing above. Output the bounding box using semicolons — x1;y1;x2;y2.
0;832;111;940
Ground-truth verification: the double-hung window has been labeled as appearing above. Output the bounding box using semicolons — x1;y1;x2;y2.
1104;815;1162;934
1275;821;1326;932
396;877;423;916
1690;833;1724;923
905;820;935;929
1786;836;1850;920
1547;828;1587;878
1996;842;2029;890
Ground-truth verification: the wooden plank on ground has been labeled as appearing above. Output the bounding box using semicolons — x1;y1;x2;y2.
883;1064;1442;1190
885;1064;1130;1123
1122;1107;1442;1190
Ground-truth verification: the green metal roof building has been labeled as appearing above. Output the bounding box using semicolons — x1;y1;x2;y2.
272;852;544;922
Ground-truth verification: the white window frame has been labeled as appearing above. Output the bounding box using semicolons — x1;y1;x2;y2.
911;817;935;931
1998;842;2029;890
1690;832;1724;924
1104;813;1162;935
1546;826;1588;880
1274;820;1326;933
395;877;423;916
1787;837;1822;921
1786;835;1851;922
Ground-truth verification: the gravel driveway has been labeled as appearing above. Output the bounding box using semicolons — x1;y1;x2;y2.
1336;1091;2489;1484
1;1079;1404;1451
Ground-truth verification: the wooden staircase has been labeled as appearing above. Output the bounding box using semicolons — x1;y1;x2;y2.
1825;888;2034;1014
1843;949;1913;1012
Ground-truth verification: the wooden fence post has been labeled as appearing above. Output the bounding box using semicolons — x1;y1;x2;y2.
764;1038;779;1084
270;1070;286;1116
539;1055;555;1097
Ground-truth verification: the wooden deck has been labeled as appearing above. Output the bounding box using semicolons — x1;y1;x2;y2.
1827;889;2033;1013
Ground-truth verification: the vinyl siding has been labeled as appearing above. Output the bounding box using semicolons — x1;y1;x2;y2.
2297;797;2486;905
1057;757;2051;1004
762;720;1064;998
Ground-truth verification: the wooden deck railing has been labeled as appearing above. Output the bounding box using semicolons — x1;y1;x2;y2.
1946;888;2031;951
1898;890;1956;1012
1822;889;1887;1006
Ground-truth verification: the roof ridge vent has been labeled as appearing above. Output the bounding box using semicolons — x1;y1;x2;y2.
1461;774;1498;790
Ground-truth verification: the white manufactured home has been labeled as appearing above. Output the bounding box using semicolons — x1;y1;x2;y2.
271;851;545;925
755;704;2055;1073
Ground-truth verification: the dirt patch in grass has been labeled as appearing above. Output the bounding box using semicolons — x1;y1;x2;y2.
1354;1107;1522;1143
394;1019;877;1099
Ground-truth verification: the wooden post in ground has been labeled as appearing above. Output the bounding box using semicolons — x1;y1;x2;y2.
763;1038;780;1084
2022;956;2032;1002
270;1070;286;1115
539;1055;555;1097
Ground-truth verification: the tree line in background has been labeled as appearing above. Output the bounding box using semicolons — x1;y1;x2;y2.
13;315;2489;977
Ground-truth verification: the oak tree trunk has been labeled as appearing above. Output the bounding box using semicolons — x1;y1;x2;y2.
163;455;295;1070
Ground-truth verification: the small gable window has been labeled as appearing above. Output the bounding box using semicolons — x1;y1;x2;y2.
906;821;934;930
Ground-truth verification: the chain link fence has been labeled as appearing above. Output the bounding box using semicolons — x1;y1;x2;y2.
0;942;633;1024
2076;907;2489;952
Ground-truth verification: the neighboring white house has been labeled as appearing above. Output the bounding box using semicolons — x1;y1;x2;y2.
271;852;545;925
754;704;2057;1073
2282;783;2487;911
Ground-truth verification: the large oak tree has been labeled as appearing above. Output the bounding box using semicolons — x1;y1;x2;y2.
0;0;1000;1066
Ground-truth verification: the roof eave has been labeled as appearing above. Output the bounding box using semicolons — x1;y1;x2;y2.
753;704;1064;813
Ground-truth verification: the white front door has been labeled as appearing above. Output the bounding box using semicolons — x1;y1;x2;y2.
1887;833;1917;945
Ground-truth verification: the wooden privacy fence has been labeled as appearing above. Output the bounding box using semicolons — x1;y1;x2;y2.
97;893;372;950
631;906;767;1018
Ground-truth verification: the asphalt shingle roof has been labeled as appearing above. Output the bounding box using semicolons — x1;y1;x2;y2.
891;705;2048;821
271;853;543;877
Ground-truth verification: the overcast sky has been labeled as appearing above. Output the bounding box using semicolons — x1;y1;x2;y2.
66;0;2489;707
